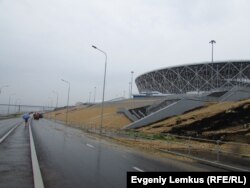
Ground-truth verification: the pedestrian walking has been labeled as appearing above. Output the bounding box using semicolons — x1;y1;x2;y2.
22;113;30;126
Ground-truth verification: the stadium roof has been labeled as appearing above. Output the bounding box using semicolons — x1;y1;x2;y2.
136;60;250;78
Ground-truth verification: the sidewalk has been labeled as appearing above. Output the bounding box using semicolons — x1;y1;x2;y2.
0;124;33;188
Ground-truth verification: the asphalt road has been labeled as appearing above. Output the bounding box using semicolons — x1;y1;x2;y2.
0;121;33;188
0;118;22;138
31;119;223;188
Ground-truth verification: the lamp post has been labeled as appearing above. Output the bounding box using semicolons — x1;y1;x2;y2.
0;85;8;94
130;71;134;99
92;45;107;134
48;97;53;119
61;79;70;125
209;40;216;63
89;92;92;103
52;90;59;109
15;98;21;113
128;82;131;98
93;86;96;103
7;93;15;115
18;99;21;113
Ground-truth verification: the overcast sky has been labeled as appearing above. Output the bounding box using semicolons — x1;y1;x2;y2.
1;0;250;106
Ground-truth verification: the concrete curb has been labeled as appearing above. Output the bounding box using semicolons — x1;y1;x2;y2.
29;120;44;188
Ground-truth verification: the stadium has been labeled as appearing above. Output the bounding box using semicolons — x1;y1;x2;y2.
135;60;250;95
123;60;250;129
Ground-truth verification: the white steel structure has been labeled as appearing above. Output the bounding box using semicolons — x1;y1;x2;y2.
135;60;250;94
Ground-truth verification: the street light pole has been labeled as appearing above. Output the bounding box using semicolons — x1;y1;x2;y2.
61;79;70;125
89;92;92;103
15;98;21;113
52;90;59;109
93;86;96;103
92;45;107;134
128;82;131;98
18;99;21;113
130;71;134;99
48;97;53;119
7;93;15;115
209;40;216;63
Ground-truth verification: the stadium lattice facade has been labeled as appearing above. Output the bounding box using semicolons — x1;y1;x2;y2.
135;60;250;94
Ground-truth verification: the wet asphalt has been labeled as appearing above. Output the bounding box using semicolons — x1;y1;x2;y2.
0;118;22;138
0;122;33;188
0;118;224;188
31;119;223;188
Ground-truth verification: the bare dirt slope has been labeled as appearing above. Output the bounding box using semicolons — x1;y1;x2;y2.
46;98;250;143
48;105;131;130
139;99;250;143
47;99;159;130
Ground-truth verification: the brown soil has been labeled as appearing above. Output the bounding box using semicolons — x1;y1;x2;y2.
46;99;158;130
139;99;250;143
45;99;250;168
46;98;250;143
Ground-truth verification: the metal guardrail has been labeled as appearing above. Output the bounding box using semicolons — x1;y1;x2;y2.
44;116;250;171
68;122;250;171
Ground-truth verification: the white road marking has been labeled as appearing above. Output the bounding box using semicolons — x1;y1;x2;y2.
0;123;20;144
133;166;144;172
86;144;94;148
29;121;45;188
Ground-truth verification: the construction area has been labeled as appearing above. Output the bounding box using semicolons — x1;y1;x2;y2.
46;88;250;143
45;60;250;171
